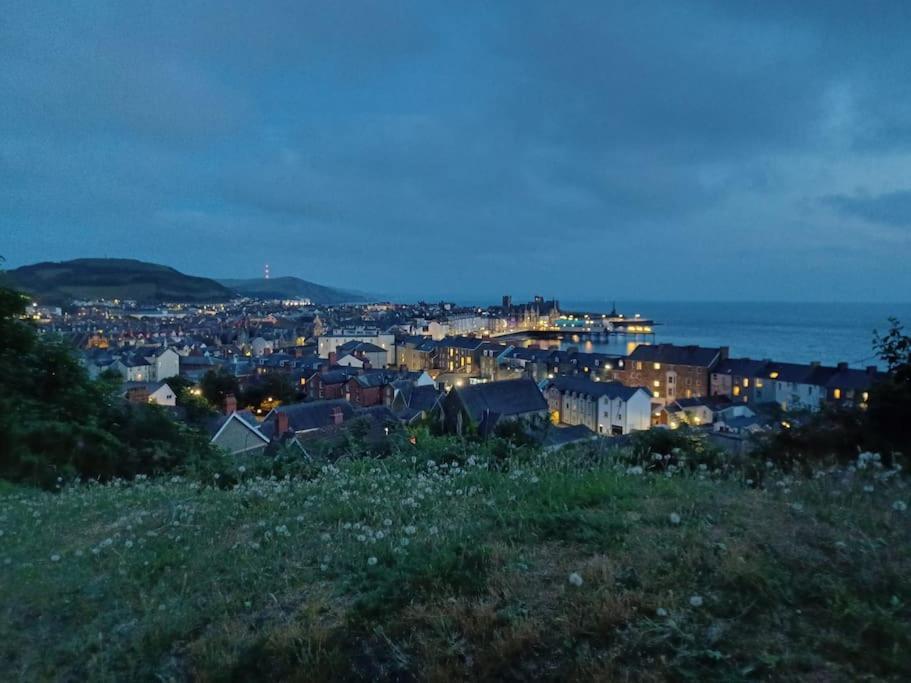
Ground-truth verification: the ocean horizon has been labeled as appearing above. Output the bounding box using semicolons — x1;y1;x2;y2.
431;299;911;370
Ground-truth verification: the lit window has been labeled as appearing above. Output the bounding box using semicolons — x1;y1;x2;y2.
743;378;750;388
653;390;660;398
653;380;660;387
733;385;741;397
862;391;869;402
770;371;779;379
654;362;661;370
636;361;643;370
833;388;842;400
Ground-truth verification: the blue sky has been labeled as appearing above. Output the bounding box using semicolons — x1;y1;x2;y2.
2;1;910;301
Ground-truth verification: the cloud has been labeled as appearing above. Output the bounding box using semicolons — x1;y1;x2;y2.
823;190;911;228
2;1;911;300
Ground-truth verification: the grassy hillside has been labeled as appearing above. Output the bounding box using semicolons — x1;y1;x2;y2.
7;259;234;304
220;276;367;304
1;440;908;681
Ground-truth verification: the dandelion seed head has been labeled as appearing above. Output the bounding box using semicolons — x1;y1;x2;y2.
689;595;704;607
568;572;584;587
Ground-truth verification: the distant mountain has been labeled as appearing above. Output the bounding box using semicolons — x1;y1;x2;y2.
6;258;235;304
219;276;366;304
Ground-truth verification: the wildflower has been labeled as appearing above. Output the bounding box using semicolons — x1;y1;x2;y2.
367;556;378;566
125;540;134;549
863;485;874;493
383;519;393;527
568;572;584;587
404;525;417;535
627;466;644;476
689;595;704;607
656;607;668;617
669;513;681;525
238;465;246;474
400;538;410;547
375;530;385;540
893;501;908;512
320;563;328;572
50;554;61;562
356;534;367;543
429;526;439;535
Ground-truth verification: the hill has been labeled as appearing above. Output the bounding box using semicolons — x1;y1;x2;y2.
6;258;234;304
1;440;908;681
219;276;366;304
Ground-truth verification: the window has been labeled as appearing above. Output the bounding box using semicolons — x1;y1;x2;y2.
653;380;660;387
636;361;643;370
862;391;869;402
733;385;741;397
743;378;750;388
668;376;675;384
833;388;842;400
653;362;661;370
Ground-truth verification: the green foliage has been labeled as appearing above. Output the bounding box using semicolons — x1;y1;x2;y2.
0;284;219;488
199;368;239;406
868;318;911;453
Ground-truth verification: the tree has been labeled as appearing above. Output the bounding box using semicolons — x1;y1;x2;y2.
200;368;239;406
868;318;911;453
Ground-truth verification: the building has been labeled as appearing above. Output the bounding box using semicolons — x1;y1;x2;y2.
545;375;652;435
318;330;395;365
334;340;388;369
440;379;548;436
395;336;438;372
612;344;728;404
122;381;177;407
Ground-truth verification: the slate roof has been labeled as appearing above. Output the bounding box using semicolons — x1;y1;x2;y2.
627;343;723;367
542;424;597;448
549;376;649;402
263;399;355;433
712;358;771;377
205;409;260;438
453;379;547;421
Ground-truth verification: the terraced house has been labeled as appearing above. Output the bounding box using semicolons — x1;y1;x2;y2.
612;344;727;405
545;375;652;435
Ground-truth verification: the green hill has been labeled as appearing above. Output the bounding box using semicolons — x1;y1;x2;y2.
7;258;234;304
219;276;367;304
1;440;909;681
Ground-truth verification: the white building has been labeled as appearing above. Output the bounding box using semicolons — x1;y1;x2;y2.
318;330;395;365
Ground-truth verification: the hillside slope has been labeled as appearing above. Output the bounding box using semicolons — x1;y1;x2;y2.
219;276;366;304
7;258;234;304
1;442;908;681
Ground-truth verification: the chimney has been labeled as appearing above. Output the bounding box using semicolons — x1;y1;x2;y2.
276;410;289;435
837;362;848;371
329;406;344;425
328;351;337;367
719;346;729;360
223;393;237;415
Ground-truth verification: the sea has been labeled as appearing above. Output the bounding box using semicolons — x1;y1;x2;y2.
530;301;911;370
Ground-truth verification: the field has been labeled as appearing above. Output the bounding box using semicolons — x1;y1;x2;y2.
1;440;909;681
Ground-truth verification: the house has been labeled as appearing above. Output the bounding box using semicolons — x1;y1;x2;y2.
318;330;395;365
122;381;177;407
545;375;652;435
395;336;438;371
662;396;731;428
208;410;271;455
612;344;728;404
306;366;361;400
262;399;355;435
435;336;485;374
335;340;388;369
388;383;445;423
441;379;548;436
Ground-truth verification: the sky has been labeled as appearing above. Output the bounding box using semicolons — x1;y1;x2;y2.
2;1;911;303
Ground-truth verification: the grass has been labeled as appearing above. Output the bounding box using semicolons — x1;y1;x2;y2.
1;440;909;681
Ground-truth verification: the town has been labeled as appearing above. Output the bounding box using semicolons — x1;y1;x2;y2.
29;291;885;458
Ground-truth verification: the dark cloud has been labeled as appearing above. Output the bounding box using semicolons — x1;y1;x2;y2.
2;1;910;300
824;190;911;228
